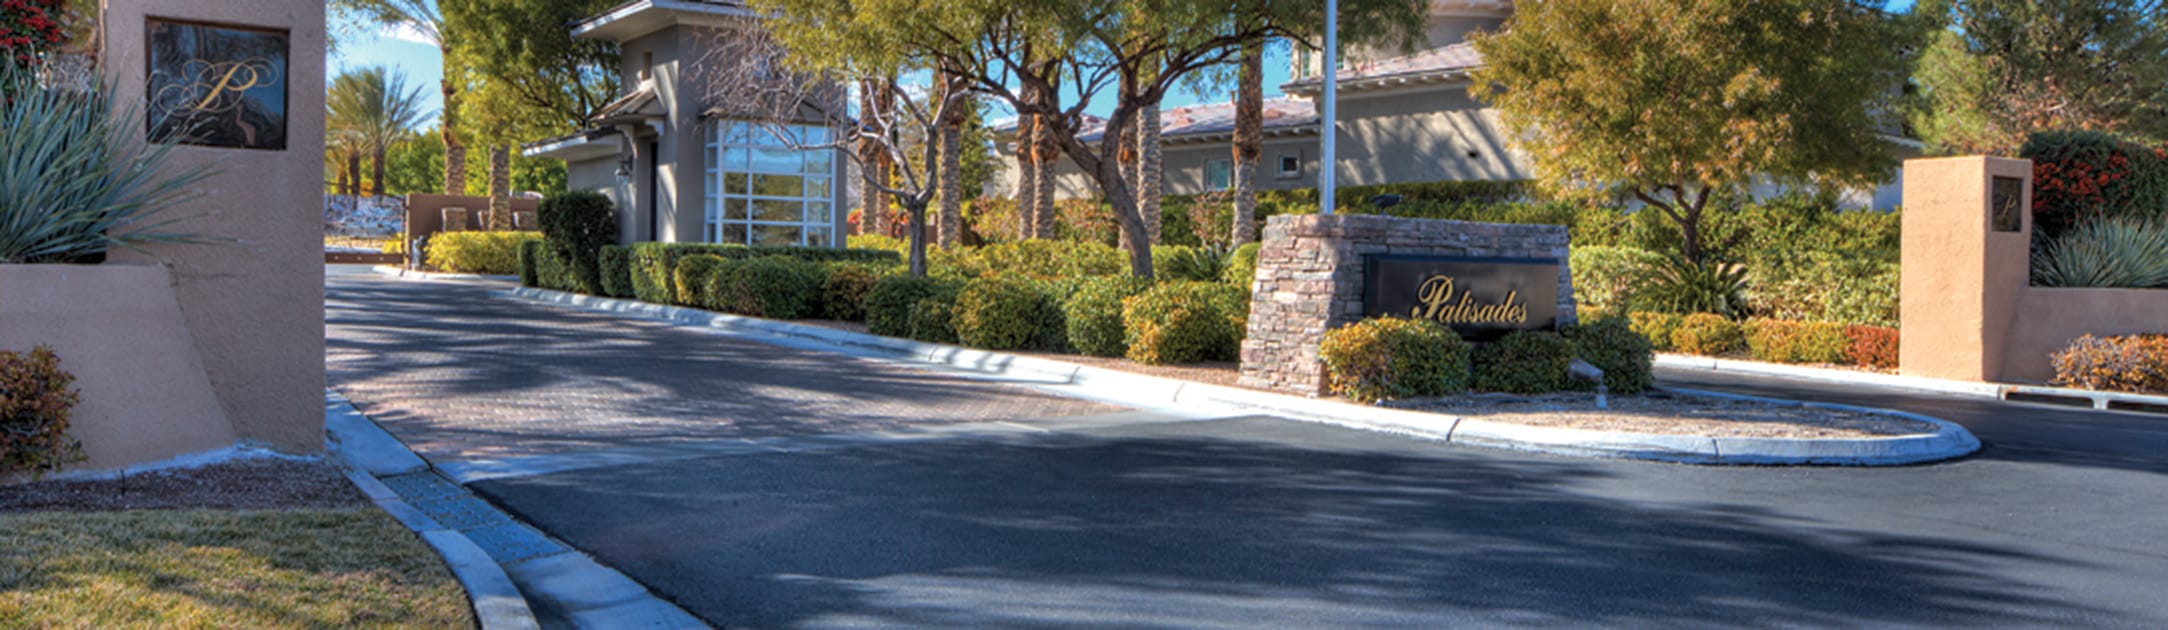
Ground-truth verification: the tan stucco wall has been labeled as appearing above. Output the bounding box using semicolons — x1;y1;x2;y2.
1899;156;2032;382
0;265;237;471
2002;288;2168;383
101;0;327;456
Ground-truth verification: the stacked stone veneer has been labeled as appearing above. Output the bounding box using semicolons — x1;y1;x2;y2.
1237;214;1576;396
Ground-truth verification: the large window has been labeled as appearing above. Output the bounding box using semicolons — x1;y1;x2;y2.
704;120;836;246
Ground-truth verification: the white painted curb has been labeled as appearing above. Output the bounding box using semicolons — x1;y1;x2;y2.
503;286;1982;466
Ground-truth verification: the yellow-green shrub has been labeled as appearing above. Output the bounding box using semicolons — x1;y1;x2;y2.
1564;316;1655;393
425;231;542;275
954;275;1062;350
822;262;894;321
1319;318;1470;403
708;256;824;319
598;245;634;298
673;254;728;308
1473;330;1576;393
1744;319;1850;364
1630;312;1685;352
1065;276;1156;357
1671;313;1746;356
1122;282;1245;364
866;275;962;338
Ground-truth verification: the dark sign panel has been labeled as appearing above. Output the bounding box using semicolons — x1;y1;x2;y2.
1364;255;1562;341
146;19;289;150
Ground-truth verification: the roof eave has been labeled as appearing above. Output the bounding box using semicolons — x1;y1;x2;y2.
572;0;757;41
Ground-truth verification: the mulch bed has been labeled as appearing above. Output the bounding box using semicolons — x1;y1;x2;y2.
0;458;366;513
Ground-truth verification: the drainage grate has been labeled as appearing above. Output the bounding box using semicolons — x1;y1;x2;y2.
2105;400;2168;416
411;495;517;531
378;471;468;500
2003;391;2095;408
464;522;569;565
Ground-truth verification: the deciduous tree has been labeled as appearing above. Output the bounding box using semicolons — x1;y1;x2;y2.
1908;0;2168;154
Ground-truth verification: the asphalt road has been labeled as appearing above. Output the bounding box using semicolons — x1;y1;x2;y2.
329;268;2168;628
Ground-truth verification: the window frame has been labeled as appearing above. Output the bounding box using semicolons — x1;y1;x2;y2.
704;119;837;247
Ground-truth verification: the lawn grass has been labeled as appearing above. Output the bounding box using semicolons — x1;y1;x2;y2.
0;508;473;629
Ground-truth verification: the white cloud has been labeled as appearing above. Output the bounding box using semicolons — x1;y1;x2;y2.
378;22;438;47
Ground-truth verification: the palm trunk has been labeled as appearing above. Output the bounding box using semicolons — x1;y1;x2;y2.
441;75;464;195
1231;42;1263;246
1031;120;1056;240
371;146;388;197
335;153;352;196
1136;103;1163;245
345;152;363;197
1016;110;1040;239
488;145;511;230
935;88;964;249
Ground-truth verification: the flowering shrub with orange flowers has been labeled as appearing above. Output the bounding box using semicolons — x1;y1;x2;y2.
2022;131;2168;238
2052;334;2168;395
0;0;67;71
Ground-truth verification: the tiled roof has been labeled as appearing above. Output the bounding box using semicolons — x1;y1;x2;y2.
1284;42;1484;93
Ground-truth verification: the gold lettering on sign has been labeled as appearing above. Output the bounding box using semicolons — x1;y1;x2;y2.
1411;275;1529;325
155;58;279;116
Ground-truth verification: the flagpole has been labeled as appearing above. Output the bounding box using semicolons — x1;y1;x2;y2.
1320;0;1338;216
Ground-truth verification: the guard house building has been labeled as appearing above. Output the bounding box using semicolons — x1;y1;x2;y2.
524;0;848;247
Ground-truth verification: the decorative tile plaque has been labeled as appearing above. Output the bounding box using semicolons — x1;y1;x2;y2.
146;19;289;150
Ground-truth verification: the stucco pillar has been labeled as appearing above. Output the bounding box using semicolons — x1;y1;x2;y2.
102;0;328;455
1898;156;2032;382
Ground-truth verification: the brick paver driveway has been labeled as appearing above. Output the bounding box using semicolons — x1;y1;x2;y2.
325;267;1119;462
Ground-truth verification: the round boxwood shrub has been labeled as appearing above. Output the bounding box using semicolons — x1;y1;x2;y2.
1474;330;1576;393
1065;276;1156;357
1320;318;1471;403
709;256;823;319
822;262;893;321
907;298;959;343
1671;313;1746;356
1122;281;1245;365
673;254;728;308
866;275;961;337
1563;316;1654;393
955;274;1057;350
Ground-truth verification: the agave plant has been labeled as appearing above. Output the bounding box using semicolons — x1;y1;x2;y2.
2032;216;2168;289
1634;255;1752;318
0;66;212;264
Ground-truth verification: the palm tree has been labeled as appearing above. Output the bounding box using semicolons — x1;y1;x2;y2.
327;66;430;197
1231;41;1263;246
330;0;462;194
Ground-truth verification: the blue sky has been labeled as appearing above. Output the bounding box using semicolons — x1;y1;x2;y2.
330;1;1913;128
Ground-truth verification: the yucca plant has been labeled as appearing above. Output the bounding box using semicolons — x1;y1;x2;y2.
2032;216;2168;289
1635;255;1751;318
0;66;212;264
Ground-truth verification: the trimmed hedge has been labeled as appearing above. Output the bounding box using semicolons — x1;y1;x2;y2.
954;275;1064;350
907;298;959;343
598;245;633;298
1629;312;1684;352
0;345;83;477
630;242;900;305
1743;319;1850;364
709;256;824;319
517;239;542;287
425;231;543;275
1122;282;1246;365
1845;325;1899;369
1563;316;1654;393
2051;334;2168;394
538;191;617;294
1671;313;1746;356
1065;276;1156;357
937;240;1125;281
1473;330;1575;393
673;254;729;308
1319;318;1470;403
821;262;893;321
532;242;579;292
866;275;962;338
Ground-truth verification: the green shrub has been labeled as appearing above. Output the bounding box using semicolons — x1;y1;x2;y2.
954;275;1062;350
1747;251;1901;327
907;298;959;343
940;240;1125;281
2052;334;2168;394
846;233;909;256
1671;313;1746;356
1569;246;1664;312
2022;131;2168;238
1637;256;1751;318
1845;325;1899;369
1473;330;1575;393
1743;319;1850;364
673;254;728;308
710;256;823;319
0;346;84;477
821;262;893;321
630;242;900;304
1122;282;1245;364
1065;276;1157;357
423;231;542;275
1629;312;1684;352
2031;216;2168;289
516;239;542;287
532;242;579;292
1152;245;1228;282
1224;242;1261;287
866;275;962;337
1563;316;1654;393
537;191;617;294
1319;318;1471;403
598;245;633;298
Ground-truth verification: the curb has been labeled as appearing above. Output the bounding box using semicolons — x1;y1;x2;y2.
370;265;518;283
324;389;707;629
1655;354;2168;416
502;286;1980;466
